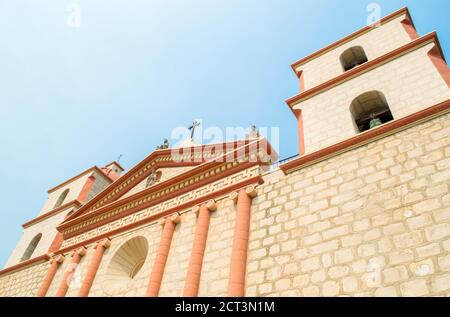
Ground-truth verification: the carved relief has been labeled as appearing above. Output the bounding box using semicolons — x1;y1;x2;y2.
102;236;148;296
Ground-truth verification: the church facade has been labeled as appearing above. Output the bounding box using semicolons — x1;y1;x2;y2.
1;7;450;297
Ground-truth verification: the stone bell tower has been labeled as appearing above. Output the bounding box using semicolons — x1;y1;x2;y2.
4;163;123;270
286;7;450;157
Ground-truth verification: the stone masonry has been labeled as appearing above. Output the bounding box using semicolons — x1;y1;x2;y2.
0;7;449;297
247;113;450;297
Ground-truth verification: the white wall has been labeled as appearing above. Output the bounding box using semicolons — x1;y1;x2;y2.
40;173;91;215
4;204;76;268
293;13;413;90
292;42;450;154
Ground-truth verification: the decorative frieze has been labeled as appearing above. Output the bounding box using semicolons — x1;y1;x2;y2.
63;160;243;235
61;165;261;249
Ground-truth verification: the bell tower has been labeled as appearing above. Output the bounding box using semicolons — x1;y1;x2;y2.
4;162;122;269
286;7;450;156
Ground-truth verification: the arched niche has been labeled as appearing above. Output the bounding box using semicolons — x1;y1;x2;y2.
20;233;42;261
350;91;394;133
340;46;369;71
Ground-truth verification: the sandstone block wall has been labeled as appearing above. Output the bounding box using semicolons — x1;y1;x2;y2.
86;170;114;202
0;112;448;297
247;113;450;296
0;261;48;296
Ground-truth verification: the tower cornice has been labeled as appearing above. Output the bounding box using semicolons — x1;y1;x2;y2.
281;98;450;174
55;138;275;252
0;254;50;277
22;200;82;229
290;7;414;74
286;32;444;107
63;139;270;224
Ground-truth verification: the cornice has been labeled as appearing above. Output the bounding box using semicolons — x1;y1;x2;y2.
104;160;124;171
286;32;440;107
63;140;261;224
60;160;255;237
22;200;82;229
47;166;114;194
290;7;411;73
280;98;450;174
0;254;50;277
58;139;275;238
54;175;263;256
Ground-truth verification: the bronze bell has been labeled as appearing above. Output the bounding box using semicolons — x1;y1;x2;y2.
369;117;383;129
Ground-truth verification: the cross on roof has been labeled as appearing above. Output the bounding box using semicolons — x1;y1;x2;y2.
188;120;200;140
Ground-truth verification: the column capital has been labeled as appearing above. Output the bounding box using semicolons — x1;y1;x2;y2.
50;254;65;264
72;246;87;257
245;185;257;198
193;200;217;215
230;191;239;203
96;238;111;249
205;199;217;212
158;213;181;226
170;213;181;224
230;185;258;203
192;205;201;214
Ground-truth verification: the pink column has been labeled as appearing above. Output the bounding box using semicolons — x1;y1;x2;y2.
146;214;180;297
228;186;256;297
78;238;111;297
37;255;65;297
183;200;217;297
55;247;86;297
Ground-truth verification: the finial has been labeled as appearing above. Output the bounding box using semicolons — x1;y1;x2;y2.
188;120;201;141
156;139;170;150
248;125;260;138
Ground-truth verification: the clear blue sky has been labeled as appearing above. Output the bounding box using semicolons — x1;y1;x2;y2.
0;0;449;267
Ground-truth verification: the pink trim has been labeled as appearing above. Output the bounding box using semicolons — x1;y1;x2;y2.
400;15;419;40
77;175;96;203
286;32;439;107
294;109;306;155
290;7;411;70
281;99;450;174
428;44;450;89
0;254;50;277
22;200;81;228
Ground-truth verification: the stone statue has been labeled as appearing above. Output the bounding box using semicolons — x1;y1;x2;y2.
247;125;260;138
156;138;170;150
146;170;158;187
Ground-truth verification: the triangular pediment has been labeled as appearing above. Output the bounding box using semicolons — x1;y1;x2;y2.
119;165;197;200
61;139;277;226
